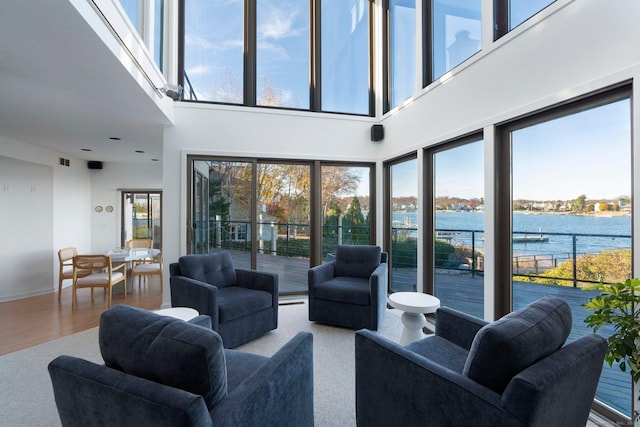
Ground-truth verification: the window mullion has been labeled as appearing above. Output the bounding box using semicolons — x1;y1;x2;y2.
244;0;257;106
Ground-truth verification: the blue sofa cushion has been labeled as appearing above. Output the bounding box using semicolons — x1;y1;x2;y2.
334;245;381;279
463;296;572;394
99;305;228;410
178;253;237;288
405;335;469;374
218;287;273;322
313;276;371;305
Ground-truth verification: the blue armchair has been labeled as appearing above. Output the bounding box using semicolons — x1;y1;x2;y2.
169;252;278;348
48;305;314;427
356;296;607;427
308;245;388;330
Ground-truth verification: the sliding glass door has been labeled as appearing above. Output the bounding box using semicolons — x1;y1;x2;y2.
189;156;375;295
120;191;162;249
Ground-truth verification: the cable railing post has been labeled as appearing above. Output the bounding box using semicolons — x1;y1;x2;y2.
471;231;476;278
572;234;578;288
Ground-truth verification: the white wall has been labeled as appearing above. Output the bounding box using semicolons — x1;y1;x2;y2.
89;161;162;252
0;134;91;301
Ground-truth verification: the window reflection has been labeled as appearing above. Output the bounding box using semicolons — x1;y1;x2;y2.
432;0;481;80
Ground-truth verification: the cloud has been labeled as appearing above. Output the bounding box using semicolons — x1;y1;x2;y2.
258;6;302;40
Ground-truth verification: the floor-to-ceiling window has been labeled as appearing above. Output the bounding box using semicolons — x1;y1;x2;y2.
426;135;484;318
386;155;418;292
321;165;373;260
497;86;632;417
189;157;374;294
255;162;311;294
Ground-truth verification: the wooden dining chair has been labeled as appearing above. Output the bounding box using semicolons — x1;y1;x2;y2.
57;247;91;301
72;255;126;309
125;239;153;249
131;251;163;291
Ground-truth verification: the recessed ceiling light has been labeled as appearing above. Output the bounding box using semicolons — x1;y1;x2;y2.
151;158;160;162
109;137;121;141
81;148;92;151
135;150;145;154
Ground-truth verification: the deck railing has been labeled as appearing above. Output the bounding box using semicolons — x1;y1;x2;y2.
195;219;631;288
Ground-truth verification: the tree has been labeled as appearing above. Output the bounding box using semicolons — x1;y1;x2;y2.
572;194;587;212
321;167;361;215
343;197;369;244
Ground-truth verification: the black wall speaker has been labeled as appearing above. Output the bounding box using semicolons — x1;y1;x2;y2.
371;124;384;141
87;161;103;170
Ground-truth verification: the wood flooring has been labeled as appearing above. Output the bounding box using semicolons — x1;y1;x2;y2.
0;278;162;356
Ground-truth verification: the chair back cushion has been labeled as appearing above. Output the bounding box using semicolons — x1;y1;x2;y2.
463;296;572;394
99;305;228;410
334;245;382;279
178;252;237;288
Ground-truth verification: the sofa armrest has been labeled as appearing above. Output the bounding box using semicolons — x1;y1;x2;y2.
435;306;488;350
308;261;335;290
188;315;212;329
235;268;278;295
49;355;213;427
170;276;220;328
211;332;314;427
355;330;518;427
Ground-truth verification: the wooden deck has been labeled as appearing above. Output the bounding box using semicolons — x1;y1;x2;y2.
225;251;631;418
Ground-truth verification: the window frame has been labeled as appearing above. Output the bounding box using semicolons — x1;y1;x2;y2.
178;0;375;116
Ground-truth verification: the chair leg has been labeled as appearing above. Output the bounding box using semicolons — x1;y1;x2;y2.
72;283;76;309
58;277;63;301
108;286;112;307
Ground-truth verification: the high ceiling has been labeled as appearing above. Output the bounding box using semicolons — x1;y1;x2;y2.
0;1;172;164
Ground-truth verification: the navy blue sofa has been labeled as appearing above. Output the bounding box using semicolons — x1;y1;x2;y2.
308;245;388;330
169;252;278;348
48;305;314;427
356;296;607;427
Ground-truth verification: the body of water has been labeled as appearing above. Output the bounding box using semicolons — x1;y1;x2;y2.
393;211;631;257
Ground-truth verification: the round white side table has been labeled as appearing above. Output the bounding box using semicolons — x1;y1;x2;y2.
388;292;440;345
154;307;199;321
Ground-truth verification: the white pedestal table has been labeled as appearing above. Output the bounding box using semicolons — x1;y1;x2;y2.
387;292;441;345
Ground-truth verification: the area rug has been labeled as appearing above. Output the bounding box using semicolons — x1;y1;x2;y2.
0;300;403;427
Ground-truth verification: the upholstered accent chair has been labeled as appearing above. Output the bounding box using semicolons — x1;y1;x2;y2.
48;305;314;427
170;252;278;348
355;296;607;427
308;245;388;330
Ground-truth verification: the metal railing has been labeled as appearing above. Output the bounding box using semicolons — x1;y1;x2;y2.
391;226;631;288
195;220;631;287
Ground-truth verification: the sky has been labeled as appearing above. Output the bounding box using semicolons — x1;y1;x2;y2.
390;98;632;201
